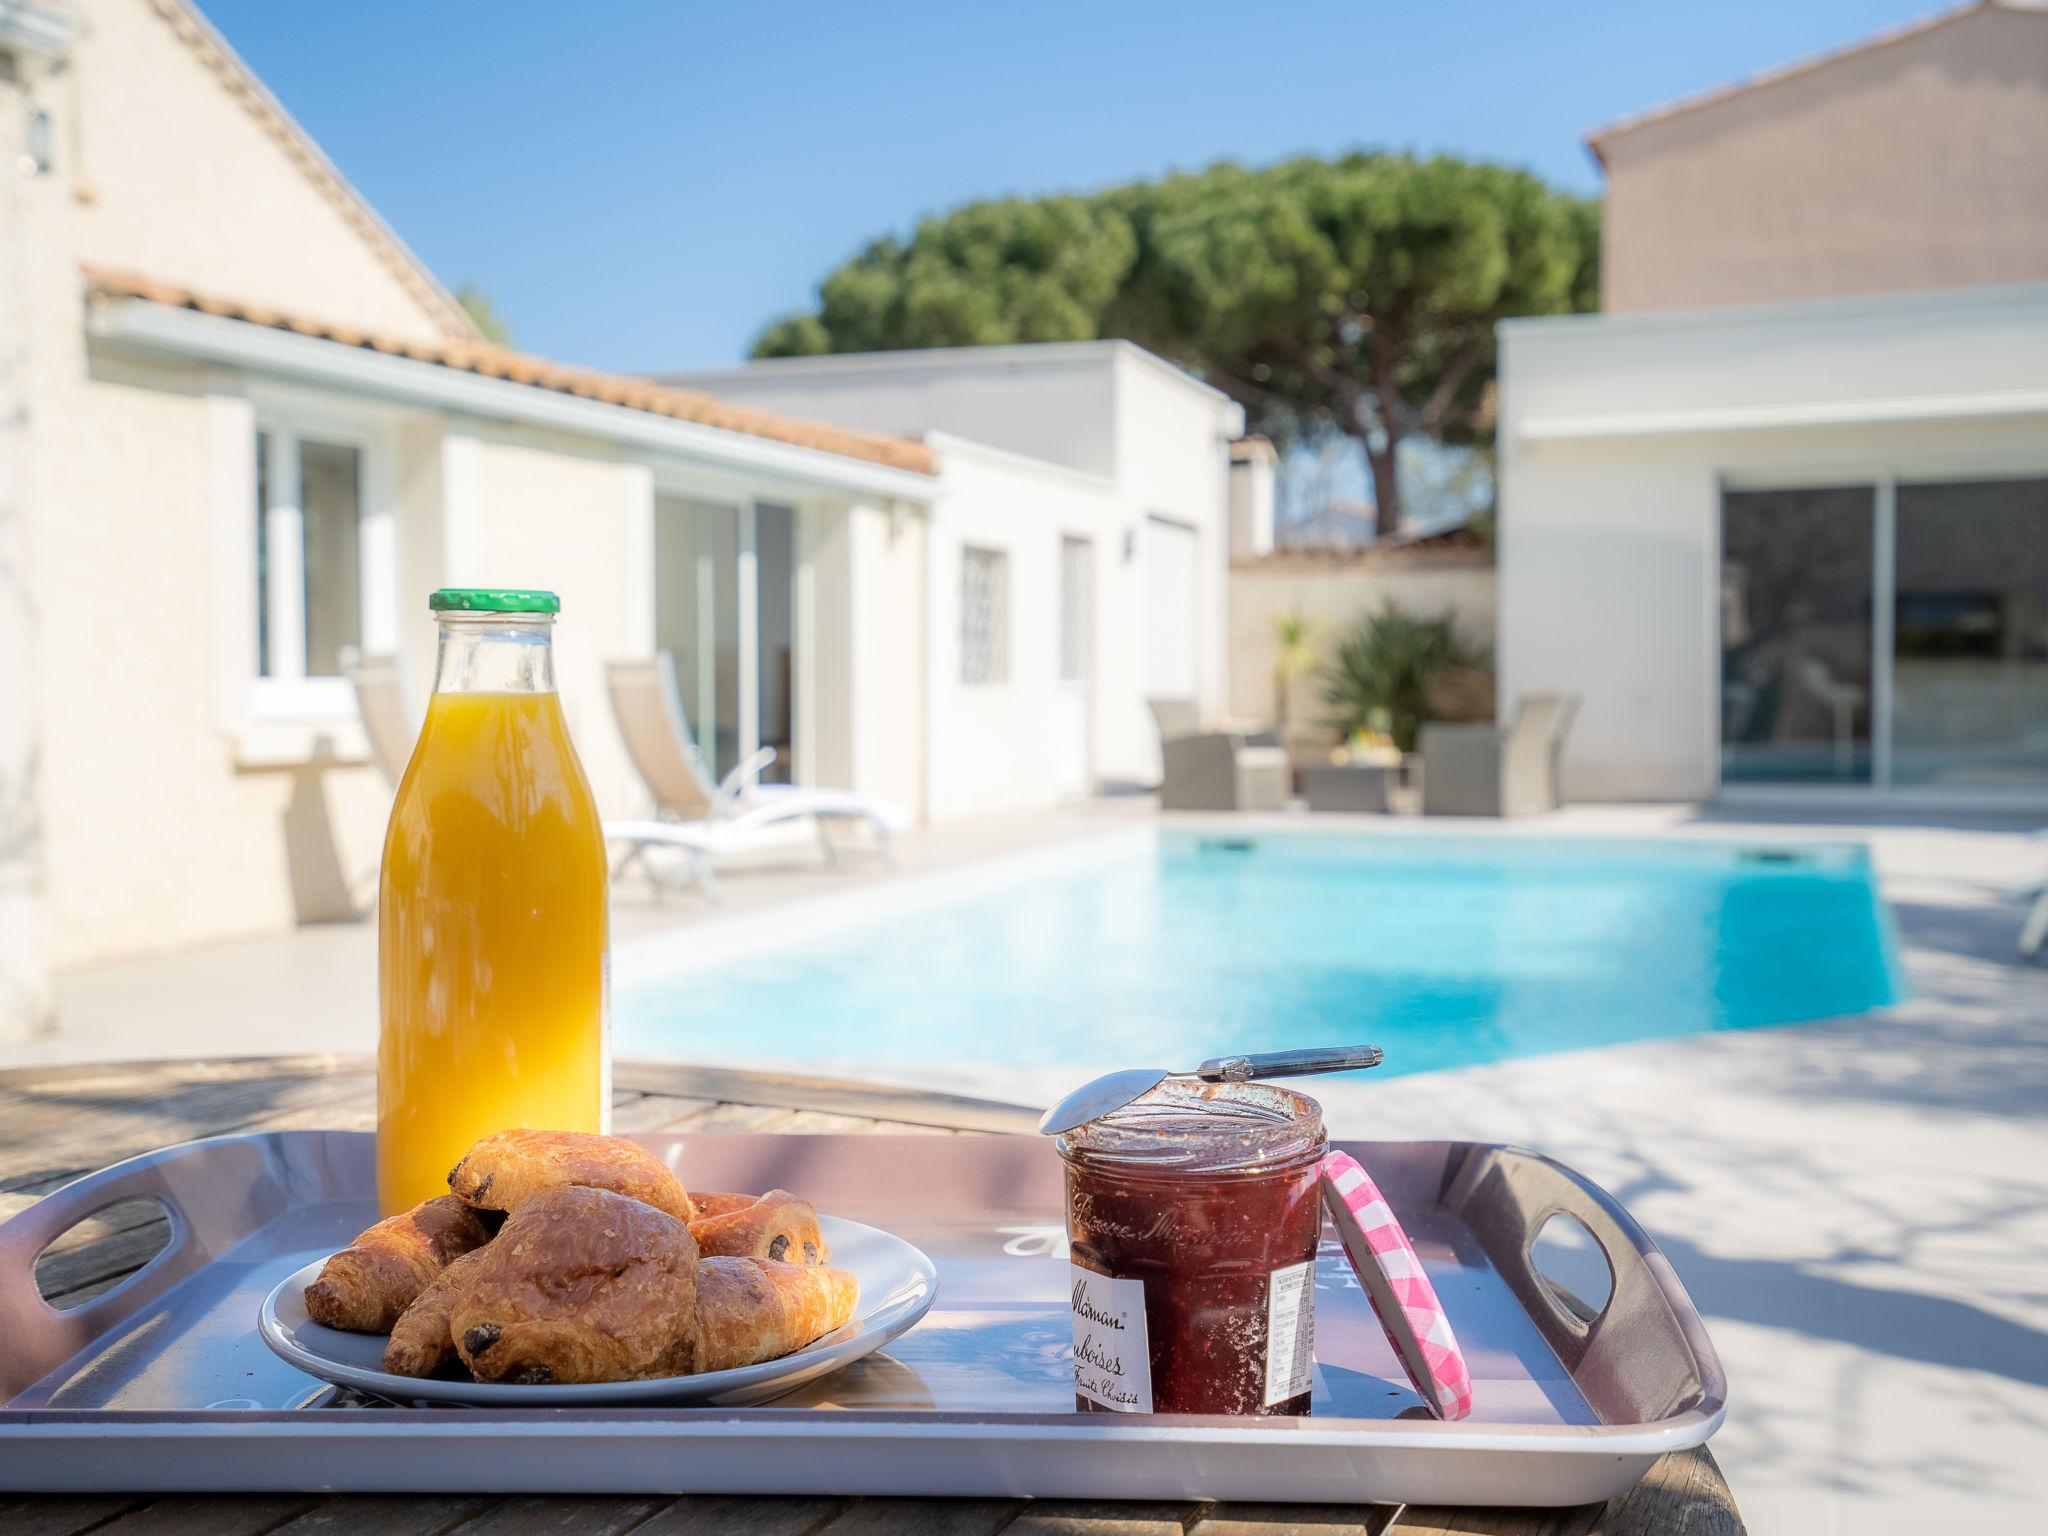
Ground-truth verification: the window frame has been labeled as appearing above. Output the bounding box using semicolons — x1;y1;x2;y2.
959;543;1010;686
238;388;399;726
1058;532;1093;686
1713;462;2048;801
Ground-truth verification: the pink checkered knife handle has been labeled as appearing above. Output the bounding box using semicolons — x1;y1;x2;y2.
1320;1149;1474;1422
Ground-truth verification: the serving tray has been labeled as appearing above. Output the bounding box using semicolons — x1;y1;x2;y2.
0;1131;1725;1507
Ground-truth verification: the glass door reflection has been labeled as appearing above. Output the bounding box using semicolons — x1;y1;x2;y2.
1892;478;2048;790
1720;486;1875;784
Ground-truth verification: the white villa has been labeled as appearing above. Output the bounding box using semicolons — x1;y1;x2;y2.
0;0;1240;1035
1498;0;2048;807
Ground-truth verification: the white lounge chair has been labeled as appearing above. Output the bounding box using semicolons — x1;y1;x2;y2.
347;650;721;900
604;655;907;897
343;651;415;790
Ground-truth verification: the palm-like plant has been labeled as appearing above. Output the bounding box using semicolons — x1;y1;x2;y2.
1320;604;1479;752
1270;607;1318;738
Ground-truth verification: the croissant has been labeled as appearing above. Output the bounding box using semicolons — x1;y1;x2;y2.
689;1256;860;1373
688;1190;829;1266
449;1185;700;1385
381;1247;489;1378
447;1129;696;1222
303;1196;494;1333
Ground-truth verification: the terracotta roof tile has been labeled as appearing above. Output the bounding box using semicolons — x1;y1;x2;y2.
84;264;936;477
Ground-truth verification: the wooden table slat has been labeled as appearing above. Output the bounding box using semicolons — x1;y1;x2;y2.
629;1496;851;1536
269;1494;498;1536
1194;1503;1403;1536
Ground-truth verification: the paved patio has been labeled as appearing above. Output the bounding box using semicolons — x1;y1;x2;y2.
10;799;2047;1535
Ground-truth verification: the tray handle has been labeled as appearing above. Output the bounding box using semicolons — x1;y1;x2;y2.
1443;1144;1728;1431
0;1145;220;1400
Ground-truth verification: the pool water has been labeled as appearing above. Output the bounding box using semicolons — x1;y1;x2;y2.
615;830;1904;1076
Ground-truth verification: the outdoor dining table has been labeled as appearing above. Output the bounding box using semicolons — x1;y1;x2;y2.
0;1056;1744;1535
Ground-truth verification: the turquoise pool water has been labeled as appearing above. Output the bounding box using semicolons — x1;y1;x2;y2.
616;830;1905;1076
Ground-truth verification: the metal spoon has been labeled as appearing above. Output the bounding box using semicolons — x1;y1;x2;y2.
1037;1045;1385;1135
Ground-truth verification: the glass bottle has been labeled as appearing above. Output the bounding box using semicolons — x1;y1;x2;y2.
376;589;609;1213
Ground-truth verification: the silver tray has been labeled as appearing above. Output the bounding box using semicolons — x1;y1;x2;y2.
0;1130;1725;1507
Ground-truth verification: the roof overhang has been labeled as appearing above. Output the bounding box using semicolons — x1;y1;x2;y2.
89;293;941;504
1517;388;2048;444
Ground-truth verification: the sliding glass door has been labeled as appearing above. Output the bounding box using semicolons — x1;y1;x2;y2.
1720;486;1875;784
1720;476;2048;793
1892;479;2048;790
654;497;798;782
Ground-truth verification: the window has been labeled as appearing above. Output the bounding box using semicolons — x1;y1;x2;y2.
256;428;365;682
1720;486;1875;784
1720;476;2048;793
1059;535;1092;683
961;546;1009;684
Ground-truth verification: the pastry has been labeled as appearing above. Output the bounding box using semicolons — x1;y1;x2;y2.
381;1247;488;1378
447;1129;696;1222
449;1185;700;1385
688;1190;829;1265
303;1195;494;1333
688;1256;860;1373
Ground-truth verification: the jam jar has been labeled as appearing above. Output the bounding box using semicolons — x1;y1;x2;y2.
1059;1079;1326;1415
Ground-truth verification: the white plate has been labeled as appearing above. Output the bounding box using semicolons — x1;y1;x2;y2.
259;1214;938;1407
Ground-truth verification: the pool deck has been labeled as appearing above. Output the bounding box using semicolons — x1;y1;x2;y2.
12;799;2048;1535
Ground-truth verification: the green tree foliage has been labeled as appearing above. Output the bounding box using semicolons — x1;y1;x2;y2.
456;282;511;345
754;154;1599;536
1320;603;1482;752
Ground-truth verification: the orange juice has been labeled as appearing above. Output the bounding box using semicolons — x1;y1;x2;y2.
376;593;608;1213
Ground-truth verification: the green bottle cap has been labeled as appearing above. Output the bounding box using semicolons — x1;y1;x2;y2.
427;588;561;615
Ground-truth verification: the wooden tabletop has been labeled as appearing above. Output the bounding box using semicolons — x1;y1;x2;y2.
0;1057;1742;1536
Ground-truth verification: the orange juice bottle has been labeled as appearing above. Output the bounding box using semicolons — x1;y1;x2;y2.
376;588;609;1213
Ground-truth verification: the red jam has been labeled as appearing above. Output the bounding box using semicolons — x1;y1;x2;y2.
1060;1080;1326;1416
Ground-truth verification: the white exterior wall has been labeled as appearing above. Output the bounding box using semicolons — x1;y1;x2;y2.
921;437;1120;818
677;343;1246;804
1497;284;2048;801
1110;349;1239;762
668;346;1121;477
1228;453;1276;560
1227;557;1497;730
458;429;655;816
0;0;949;1006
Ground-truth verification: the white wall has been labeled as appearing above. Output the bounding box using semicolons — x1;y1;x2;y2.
1227;555;1497;731
922;437;1122;818
1229;452;1276;560
1498;285;2048;801
1110;348;1240;755
671;346;1121;477
676;342;1245;805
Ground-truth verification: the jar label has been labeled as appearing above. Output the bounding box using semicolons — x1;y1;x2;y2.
1069;1263;1152;1412
1264;1259;1316;1407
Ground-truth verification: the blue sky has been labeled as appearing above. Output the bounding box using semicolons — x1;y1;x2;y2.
203;0;1941;371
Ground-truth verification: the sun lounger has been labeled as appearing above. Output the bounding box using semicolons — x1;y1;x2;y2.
605;655;908;894
342;651;416;789
2023;830;2048;961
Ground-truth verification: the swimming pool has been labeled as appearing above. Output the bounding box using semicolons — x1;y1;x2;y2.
614;828;1905;1078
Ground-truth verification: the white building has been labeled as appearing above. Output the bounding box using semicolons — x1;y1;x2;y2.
1498;6;2048;808
0;0;1236;1037
666;346;1245;816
